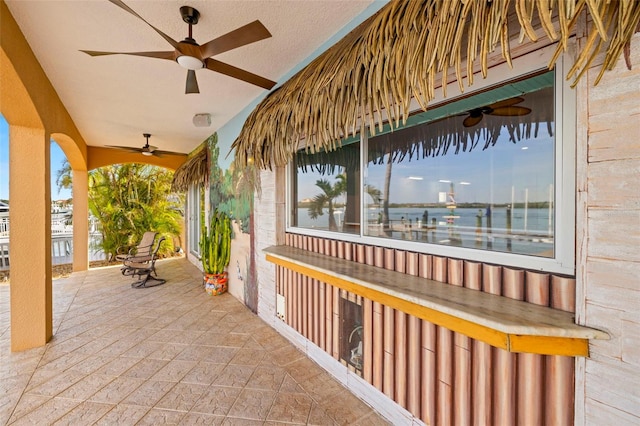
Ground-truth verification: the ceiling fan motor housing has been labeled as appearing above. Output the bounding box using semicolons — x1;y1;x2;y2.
180;6;200;25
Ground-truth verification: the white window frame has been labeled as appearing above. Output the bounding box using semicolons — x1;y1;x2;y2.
187;183;201;257
286;44;576;275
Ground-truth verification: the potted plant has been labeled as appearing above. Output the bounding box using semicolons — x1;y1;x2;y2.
200;209;231;295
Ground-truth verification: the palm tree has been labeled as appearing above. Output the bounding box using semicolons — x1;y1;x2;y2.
382;149;393;228
307;174;346;230
88;164;184;260
55;158;72;195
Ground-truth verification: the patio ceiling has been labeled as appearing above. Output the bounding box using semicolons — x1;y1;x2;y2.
4;0;377;155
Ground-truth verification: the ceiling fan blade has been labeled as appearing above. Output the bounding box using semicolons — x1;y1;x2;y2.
463;114;483;128
81;50;176;60
489;96;525;109
151;149;186;157
489;106;532;116
200;20;272;58
205;58;276;90
186;70;200;94
108;0;179;49
105;145;143;153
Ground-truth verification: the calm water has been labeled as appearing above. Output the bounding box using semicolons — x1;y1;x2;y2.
295;207;554;257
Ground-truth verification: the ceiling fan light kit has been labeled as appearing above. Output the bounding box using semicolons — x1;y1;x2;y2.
81;0;277;94
176;55;204;70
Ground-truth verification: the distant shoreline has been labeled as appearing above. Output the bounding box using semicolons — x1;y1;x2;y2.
297;202;552;209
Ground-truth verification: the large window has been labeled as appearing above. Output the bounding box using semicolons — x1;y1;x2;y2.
365;72;555;258
291;142;361;235
289;52;575;274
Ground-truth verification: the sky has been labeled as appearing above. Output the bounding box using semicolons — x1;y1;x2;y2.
296;127;555;206
0;115;72;201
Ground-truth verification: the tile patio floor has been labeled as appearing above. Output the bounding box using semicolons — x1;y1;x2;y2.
0;258;388;425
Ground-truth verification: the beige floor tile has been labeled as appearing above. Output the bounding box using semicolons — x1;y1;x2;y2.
0;391;22;425
148;328;205;344
150;359;197;382
190;385;242;416
179;412;225;425
88;376;145;404
97;338;139;357
228;388;277;420
278;374;306;394
246;365;287;391
307;402;338;426
283;357;323;383
173;344;216;362
147;342;189;360
135;408;186;425
350;411;392;425
320;388;376;425
6;394;50;423
51;400;114;425
9;396;79;425
229;348;267;366
261;344;305;367
120;340;165;359
67;354;114;375
266;392;313;424
218;332;252;348
222;417;264;425
121;379;175;407
24;367;64;393
213;364;256;388
94;355;140;376
181;361;226;386
93;403;149;425
122;358;169;379
25;369;87;397
155;382;208;411
300;371;346;402
207;346;240;364
1;259;387;425
56;373;115;400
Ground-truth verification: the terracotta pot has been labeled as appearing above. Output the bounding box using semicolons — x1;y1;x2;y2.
204;272;228;296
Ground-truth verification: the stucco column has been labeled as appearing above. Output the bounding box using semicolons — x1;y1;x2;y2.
9;125;52;351
72;169;89;272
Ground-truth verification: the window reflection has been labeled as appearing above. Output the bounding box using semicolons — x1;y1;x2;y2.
365;72;555;257
292;142;361;234
290;71;557;258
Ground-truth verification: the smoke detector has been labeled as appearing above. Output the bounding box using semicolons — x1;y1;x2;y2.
193;113;211;127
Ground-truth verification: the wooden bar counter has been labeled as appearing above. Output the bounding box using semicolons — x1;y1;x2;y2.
264;245;608;357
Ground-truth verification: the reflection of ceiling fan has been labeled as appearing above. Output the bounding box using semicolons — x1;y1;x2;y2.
106;133;182;157
81;0;276;94
462;97;532;127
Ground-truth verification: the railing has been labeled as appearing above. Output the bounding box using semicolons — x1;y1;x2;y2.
0;234;106;272
0;212;101;237
0;211;106;271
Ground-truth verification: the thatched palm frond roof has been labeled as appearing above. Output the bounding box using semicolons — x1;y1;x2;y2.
171;142;209;192
232;0;640;170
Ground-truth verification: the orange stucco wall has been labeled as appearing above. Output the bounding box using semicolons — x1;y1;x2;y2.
1;0;187;351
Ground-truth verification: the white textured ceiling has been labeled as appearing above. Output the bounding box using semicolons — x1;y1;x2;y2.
5;0;375;154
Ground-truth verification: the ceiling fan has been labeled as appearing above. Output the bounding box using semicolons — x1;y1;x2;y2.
81;0;276;94
106;133;182;157
462;97;532;127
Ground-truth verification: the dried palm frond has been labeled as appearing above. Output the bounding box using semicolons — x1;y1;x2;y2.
171;141;209;192
232;0;640;170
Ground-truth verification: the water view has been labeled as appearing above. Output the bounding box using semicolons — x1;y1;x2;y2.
295;206;554;258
